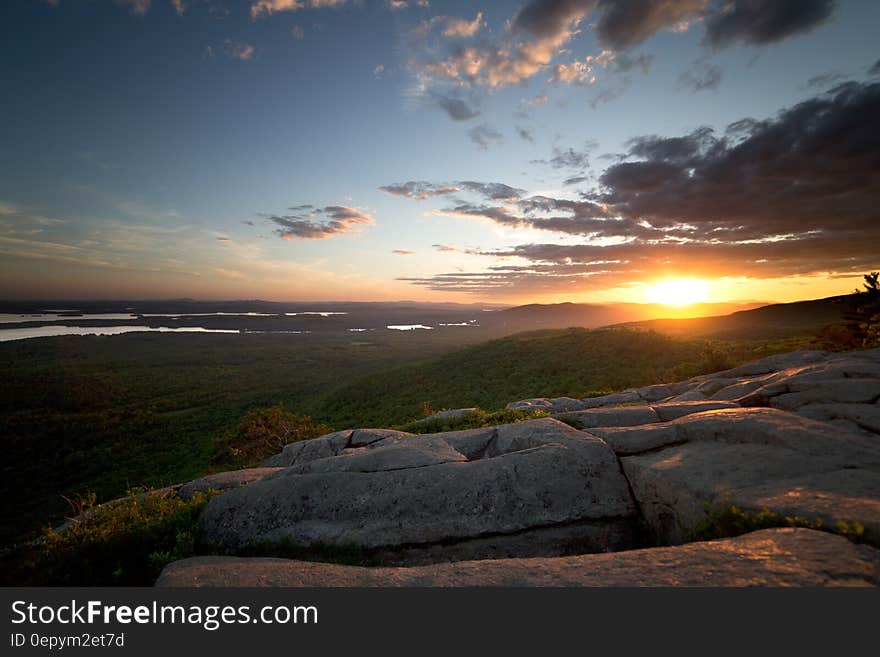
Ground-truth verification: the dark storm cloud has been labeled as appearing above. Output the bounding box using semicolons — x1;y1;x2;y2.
512;0;595;38
592;0;706;50
704;0;837;48
512;0;704;51
869;59;880;77
267;205;374;240
596;80;880;240
393;81;880;294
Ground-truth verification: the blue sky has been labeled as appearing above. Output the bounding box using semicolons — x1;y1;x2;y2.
1;0;879;303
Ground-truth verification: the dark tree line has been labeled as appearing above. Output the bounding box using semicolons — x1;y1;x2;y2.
843;272;880;348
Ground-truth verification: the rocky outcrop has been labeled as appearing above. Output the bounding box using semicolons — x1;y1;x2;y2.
410;408;478;427
507;348;880;421
177;468;283;501
154;347;880;586
199;418;638;561
157;528;880;587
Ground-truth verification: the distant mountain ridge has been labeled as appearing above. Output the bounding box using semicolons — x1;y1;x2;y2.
490;300;767;333
620;295;850;339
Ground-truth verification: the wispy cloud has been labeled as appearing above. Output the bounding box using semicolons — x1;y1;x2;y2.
468;123;502;150
251;0;351;19
442;12;484;38
266;205;375;240
224;39;256;61
679;58;723;92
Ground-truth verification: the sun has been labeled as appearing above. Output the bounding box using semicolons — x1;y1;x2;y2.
643;279;709;307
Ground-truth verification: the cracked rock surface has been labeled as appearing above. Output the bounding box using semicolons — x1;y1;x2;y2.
198;418;638;560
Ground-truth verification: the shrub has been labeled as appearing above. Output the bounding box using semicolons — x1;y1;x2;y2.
212;404;331;469
0;487;213;586
398;407;550;434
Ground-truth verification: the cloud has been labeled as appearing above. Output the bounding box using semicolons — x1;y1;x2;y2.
522;94;549;109
516;125;535;142
591;0;706;50
703;0;837;48
379;180;525;201
224;39;256;61
394;81;880;294
250;0;350;19
171;0;186;16
468;123;503;150
115;0;151;14
392;249;415;255
443;12;484;38
596;81;880;240
291;25;305;40
408;0;838;106
459;181;526;200
679;59;723;91
373;64;385;79
869;58;880;77
804;71;845;89
551;48;653;85
379;181;461;200
430;92;480;121
386;0;408;10
533;141;597;172
267;205;375;240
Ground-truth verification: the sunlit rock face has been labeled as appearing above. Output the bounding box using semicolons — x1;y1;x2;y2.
157;528;880;587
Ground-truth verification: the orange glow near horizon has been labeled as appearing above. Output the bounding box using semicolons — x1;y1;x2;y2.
642;279;710;307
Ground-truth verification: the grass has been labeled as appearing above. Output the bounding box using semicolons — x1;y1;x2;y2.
397;407;550;434
683;504;872;546
0;487;216;586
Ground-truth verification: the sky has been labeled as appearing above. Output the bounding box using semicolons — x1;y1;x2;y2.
1;0;878;304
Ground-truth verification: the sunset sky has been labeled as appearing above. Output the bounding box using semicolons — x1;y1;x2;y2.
1;0;878;304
